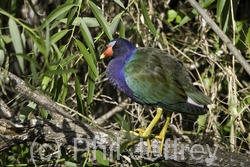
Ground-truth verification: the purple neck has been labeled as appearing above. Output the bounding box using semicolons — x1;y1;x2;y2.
106;49;141;103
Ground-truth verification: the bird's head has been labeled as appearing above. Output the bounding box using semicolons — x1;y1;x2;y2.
100;38;136;59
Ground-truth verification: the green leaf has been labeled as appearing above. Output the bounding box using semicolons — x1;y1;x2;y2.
119;20;125;38
175;15;182;23
75;39;98;77
216;0;226;21
64;161;78;167
115;113;130;132
0;34;12;44
236;21;243;33
88;1;113;40
67;6;78;25
87;69;95;106
19;102;37;121
75;76;85;114
167;10;178;23
114;0;125;9
0;49;5;66
41;75;51;91
246;27;250;45
61;17;100;27
197;115;206;134
51;30;69;44
17;54;41;70
60;54;78;67
26;31;46;56
79;19;95;49
52;43;66;61
52;75;63;101
131;158;141;167
40;108;48;119
220;3;230;33
77;17;100;27
201;0;216;8
61;74;68;104
140;0;157;37
95;150;109;166
8;18;24;73
43;68;78;75
40;3;75;30
79;19;97;81
45;25;50;57
110;14;121;35
86;162;93;166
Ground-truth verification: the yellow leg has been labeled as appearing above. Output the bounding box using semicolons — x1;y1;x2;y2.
142;108;163;137
141;108;163;153
155;111;172;153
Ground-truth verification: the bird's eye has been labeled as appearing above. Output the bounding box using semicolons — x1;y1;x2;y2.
113;44;118;49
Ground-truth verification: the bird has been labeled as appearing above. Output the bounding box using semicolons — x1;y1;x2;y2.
100;38;212;153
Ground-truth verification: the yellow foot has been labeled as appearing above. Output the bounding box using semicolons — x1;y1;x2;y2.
126;108;172;156
134;128;146;136
127;108;163;154
126;129;152;148
128;128;148;136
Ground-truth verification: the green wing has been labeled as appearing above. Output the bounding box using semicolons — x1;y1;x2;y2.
124;47;211;114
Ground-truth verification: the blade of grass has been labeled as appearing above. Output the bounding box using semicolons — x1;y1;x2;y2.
75;39;98;77
60;54;78;67
52;75;63;101
40;3;75;30
216;0;226;21
75;76;85;115
72;17;99;27
45;26;50;57
79;19;95;49
26;31;46;56
79;21;97;67
0;49;5;66
246;27;250;45
88;1;113;40
43;68;78;75
8;18;24;73
220;1;230;33
119;20;125;38
61;73;68;104
140;0;157;37
110;15;120;35
67;6;78;25
87;69;96;106
114;0;125;9
51;30;69;44
95;150;109;166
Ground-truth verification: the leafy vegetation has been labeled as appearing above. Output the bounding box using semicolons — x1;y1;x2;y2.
0;0;249;166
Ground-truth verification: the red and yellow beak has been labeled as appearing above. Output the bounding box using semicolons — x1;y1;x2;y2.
100;45;113;59
100;40;116;59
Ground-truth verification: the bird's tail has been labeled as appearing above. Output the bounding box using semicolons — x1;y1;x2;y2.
159;102;208;115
